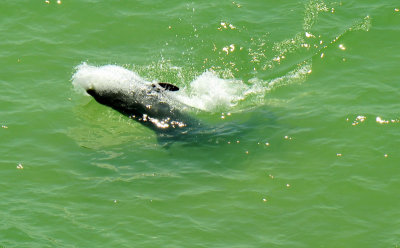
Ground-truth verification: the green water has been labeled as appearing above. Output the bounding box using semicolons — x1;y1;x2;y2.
1;0;400;247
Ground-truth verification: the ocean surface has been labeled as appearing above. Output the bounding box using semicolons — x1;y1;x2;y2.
1;0;400;247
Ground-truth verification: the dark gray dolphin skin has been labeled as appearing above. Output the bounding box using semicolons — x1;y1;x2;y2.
85;82;202;140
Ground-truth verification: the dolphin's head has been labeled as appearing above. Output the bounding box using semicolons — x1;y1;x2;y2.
85;86;147;118
72;63;180;118
85;81;183;118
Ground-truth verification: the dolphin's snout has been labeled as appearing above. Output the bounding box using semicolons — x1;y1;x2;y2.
86;88;96;96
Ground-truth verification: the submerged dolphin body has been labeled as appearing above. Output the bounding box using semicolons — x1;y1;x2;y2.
83;79;203;142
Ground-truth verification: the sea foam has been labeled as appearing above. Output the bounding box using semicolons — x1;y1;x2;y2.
174;71;247;111
72;63;148;95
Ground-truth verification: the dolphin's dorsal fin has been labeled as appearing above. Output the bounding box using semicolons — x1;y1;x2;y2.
156;83;180;91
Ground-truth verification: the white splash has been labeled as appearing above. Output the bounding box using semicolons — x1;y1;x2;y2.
71;63;148;95
174;71;247;111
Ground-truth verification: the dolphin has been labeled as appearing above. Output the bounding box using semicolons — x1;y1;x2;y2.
83;80;203;142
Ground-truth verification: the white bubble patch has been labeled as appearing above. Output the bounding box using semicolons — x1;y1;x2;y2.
174;71;247;111
72;63;148;95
